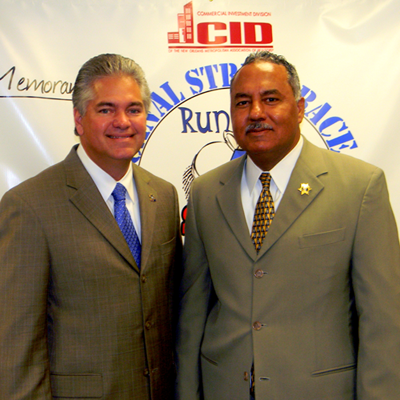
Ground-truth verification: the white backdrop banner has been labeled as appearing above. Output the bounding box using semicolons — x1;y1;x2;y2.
1;0;400;233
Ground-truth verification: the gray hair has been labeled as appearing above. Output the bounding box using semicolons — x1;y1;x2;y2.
231;51;301;101
72;53;151;117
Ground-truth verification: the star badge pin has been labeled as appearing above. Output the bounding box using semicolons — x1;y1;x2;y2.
298;183;312;195
149;194;156;202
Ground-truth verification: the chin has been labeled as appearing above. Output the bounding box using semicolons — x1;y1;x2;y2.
248;144;274;154
112;152;137;161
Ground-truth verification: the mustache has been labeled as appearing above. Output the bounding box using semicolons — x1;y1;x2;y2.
245;122;273;133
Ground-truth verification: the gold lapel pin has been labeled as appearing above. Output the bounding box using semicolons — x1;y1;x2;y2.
149;194;156;202
298;183;312;195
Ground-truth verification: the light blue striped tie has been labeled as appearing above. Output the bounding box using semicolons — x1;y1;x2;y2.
112;183;141;268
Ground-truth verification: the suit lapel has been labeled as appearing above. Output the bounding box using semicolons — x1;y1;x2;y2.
64;146;137;271
132;164;157;273
216;156;258;260
257;138;328;257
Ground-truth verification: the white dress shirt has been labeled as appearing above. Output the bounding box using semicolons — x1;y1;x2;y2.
241;136;304;234
77;145;141;241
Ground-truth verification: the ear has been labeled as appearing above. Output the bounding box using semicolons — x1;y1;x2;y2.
297;97;305;124
73;108;84;136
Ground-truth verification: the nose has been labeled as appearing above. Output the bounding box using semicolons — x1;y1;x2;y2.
113;111;130;129
249;100;265;120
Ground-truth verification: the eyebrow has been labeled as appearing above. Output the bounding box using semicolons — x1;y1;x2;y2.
95;101;144;108
261;89;280;96
233;89;280;100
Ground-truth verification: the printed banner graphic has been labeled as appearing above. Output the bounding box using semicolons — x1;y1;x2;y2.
1;0;400;228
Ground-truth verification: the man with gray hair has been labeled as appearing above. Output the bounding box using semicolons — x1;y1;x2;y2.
0;54;181;399
176;51;400;399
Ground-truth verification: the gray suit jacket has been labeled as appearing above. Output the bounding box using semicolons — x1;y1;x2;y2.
0;146;182;399
176;137;400;400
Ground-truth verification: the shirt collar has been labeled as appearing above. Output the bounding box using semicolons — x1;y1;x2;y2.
245;135;304;195
76;144;135;204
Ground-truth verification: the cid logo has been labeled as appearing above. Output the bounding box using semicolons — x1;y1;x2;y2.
197;22;273;45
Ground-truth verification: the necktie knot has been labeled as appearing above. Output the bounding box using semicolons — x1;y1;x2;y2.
112;182;127;202
259;172;271;189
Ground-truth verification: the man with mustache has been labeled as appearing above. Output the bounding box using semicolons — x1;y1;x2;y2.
175;51;400;399
0;54;181;399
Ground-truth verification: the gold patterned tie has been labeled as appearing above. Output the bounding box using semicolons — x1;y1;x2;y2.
251;172;275;252
250;173;274;398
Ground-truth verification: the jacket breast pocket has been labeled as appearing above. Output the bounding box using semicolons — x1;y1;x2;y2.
51;374;103;398
298;228;346;248
160;235;176;255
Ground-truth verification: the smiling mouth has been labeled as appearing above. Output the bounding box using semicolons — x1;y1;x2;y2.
107;134;134;139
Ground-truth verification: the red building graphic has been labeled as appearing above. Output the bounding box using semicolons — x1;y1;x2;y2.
168;1;194;44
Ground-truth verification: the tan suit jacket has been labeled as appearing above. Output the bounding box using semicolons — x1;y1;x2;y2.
176;137;400;400
0;145;182;399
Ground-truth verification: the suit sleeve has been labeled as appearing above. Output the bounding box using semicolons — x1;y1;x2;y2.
0;190;52;399
351;168;400;399
175;181;213;400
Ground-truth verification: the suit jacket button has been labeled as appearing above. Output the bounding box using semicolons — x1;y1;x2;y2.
141;275;147;283
244;371;249;381
254;269;264;278
145;321;152;330
253;321;262;331
143;368;150;376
